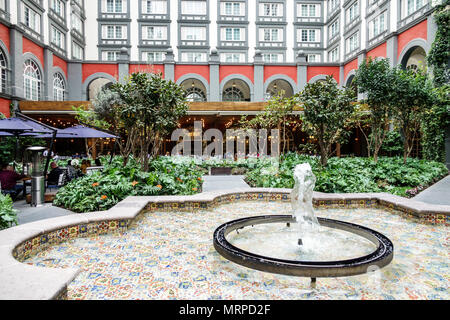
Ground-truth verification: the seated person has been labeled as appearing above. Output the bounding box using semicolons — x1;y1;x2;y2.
94;158;102;167
66;159;82;181
0;163;25;197
46;162;65;186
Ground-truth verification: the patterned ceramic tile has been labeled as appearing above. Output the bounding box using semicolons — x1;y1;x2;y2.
23;201;449;300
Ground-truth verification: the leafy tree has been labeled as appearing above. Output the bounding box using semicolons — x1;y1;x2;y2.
239;91;298;155
111;72;188;171
389;67;436;163
297;75;355;166
354;57;394;163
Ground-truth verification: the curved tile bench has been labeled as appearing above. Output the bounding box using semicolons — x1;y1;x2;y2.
0;188;449;300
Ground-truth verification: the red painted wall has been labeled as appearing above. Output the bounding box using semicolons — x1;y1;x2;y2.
0;23;10;51
0;98;10;118
53;54;68;77
175;65;210;83
129;64;164;77
343;59;358;82
307;66;340;83
23;37;44;66
263;66;297;83
219;65;254;83
82;63;118;83
397;19;427;58
367;42;387;59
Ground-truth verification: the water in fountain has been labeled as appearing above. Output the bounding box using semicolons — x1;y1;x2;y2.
291;163;320;246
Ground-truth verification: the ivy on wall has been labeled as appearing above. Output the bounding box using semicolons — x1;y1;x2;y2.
421;0;450;162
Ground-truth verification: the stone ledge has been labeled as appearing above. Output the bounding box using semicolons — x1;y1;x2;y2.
0;188;448;300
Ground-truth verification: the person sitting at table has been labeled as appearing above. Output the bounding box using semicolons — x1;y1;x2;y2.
94;158;102;167
46;162;65;187
80;159;88;174
0;163;26;198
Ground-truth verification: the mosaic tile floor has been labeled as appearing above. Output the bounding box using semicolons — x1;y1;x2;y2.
24;201;449;300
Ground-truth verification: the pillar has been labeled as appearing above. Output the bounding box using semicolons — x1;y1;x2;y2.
117;47;130;84
253;50;264;102
43;47;53;100
296;51;307;92
209;49;220;101
164;48;175;81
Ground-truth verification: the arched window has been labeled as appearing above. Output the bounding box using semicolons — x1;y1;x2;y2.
185;87;206;102
0;49;6;93
53;73;66;101
23;59;41;101
223;86;244;102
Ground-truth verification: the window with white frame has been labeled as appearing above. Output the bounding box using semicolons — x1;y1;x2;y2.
51;26;65;49
221;2;244;16
263;53;283;63
329;19;339;38
105;0;124;13
329;0;340;12
143;26;167;40
22;5;41;33
298;29;320;42
404;0;427;17
72;42;84;59
307;54;321;62
71;13;83;34
0;0;6;11
181;1;207;15
143;52;166;62
328;46;339;62
51;0;65;17
346;32;359;53
259;2;283;16
260;28;283;42
181;52;207;62
143;0;167;14
102;51;120;61
0;49;6;93
23;59;41;101
222;27;245;41
181;27;207;41
102;25;126;39
53;73;65;101
220;52;245;62
298;3;320;17
369;11;386;39
346;1;359;24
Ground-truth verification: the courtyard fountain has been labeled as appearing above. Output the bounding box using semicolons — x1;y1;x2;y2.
213;163;394;284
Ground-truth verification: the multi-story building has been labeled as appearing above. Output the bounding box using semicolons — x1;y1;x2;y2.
0;0;440;142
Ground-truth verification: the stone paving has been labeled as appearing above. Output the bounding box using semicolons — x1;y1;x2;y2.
413;175;450;206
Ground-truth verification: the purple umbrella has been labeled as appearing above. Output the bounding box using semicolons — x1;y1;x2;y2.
42;125;118;139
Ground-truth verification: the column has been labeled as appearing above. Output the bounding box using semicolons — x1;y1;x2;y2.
43;47;53;100
208;49;220;101
117;47;130;84
253;50;264;102
164;48;175;81
67;60;83;101
9;27;23;100
386;34;398;67
296;51;307;92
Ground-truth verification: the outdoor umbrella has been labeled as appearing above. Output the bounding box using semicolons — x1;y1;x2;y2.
0;114;58;174
44;125;118;139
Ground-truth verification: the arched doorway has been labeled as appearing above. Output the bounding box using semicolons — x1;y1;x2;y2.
222;79;251;102
265;79;294;100
87;78;114;100
180;79;207;102
401;46;427;71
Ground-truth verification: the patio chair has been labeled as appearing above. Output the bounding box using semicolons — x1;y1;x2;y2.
46;172;67;192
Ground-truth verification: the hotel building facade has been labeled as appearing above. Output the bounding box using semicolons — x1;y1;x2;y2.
0;0;442;154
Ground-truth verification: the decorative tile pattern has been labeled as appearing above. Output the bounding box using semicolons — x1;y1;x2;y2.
24;201;449;300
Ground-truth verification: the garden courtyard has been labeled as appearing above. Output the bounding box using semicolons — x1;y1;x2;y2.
0;57;449;302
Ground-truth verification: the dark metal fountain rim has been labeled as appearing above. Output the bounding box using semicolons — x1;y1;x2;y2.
213;215;394;278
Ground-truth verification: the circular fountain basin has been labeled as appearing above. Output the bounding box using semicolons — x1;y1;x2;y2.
213;215;394;278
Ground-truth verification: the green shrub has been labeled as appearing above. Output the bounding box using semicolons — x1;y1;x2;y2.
0;193;18;230
53;156;205;213
244;153;448;197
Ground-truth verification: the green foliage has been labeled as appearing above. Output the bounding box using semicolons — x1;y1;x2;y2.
0;136;46;165
427;0;450;86
297;75;355;166
0;193;18;230
244;153;448;197
53;156;204;213
354;57;394;162
379;130;403;156
421;84;450;162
